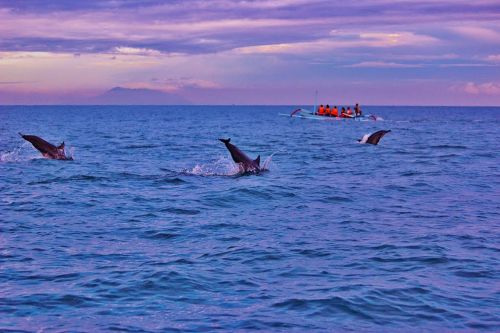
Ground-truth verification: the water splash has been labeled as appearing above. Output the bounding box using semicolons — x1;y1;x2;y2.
0;142;38;162
182;156;241;176
0;147;24;162
261;151;279;171
66;146;75;160
183;153;276;176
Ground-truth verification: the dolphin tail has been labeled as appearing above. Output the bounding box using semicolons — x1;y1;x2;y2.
18;132;25;138
219;138;231;144
254;155;260;166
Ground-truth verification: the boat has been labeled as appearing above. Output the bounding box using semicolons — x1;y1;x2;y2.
280;108;379;121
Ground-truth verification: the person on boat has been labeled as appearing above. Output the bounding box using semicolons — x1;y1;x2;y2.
325;104;331;116
346;107;353;117
317;104;325;116
331;106;338;117
340;107;346;117
354;103;362;117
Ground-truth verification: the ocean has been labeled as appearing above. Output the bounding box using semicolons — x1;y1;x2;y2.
1;105;499;332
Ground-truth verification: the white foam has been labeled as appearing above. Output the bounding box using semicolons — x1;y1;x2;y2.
261;151;279;171
0;147;24;162
66;146;75;160
183;156;241;176
183;153;276;176
0;142;37;162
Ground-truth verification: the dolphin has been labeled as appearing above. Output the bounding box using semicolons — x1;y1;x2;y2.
19;133;72;160
219;138;260;173
358;130;391;145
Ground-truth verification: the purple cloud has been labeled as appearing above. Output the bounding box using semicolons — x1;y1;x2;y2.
0;0;499;105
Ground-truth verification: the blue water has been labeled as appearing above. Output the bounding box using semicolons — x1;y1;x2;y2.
1;105;499;332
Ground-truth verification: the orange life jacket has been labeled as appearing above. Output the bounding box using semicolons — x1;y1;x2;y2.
331;108;338;117
347;108;352;115
318;106;325;115
325;106;331;115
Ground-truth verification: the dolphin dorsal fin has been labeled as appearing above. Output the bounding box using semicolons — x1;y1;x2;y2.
58;141;65;149
254;155;260;166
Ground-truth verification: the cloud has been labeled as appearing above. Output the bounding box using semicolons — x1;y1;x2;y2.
485;54;500;62
124;77;221;92
439;63;496;68
0;80;35;84
233;31;438;54
0;8;316;47
346;61;421;68
384;53;459;61
453;82;500;95
1;1;492;56
114;47;162;56
1;1;500;105
0;51;170;93
166;77;220;89
450;26;500;43
0;51;70;59
357;32;436;45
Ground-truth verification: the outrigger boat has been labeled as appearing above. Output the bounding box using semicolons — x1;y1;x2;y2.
281;108;379;121
279;91;380;121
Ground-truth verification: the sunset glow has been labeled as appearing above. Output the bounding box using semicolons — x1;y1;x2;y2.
1;0;499;105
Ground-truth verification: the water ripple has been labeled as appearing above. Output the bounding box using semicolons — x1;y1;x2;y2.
1;105;499;332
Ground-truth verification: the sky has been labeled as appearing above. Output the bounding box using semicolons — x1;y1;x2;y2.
0;0;499;105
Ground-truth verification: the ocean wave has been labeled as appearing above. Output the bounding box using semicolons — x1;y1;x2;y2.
27;174;107;185
142;231;180;240
161;207;200;215
273;297;374;319
123;144;161;149
2;105;499;332
430;144;468;149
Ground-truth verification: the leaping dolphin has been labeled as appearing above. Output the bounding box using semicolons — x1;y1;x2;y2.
19;133;72;160
219;138;260;173
358;130;391;145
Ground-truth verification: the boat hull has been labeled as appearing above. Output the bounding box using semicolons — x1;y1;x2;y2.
281;109;378;121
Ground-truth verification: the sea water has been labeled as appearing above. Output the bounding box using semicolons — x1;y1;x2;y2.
1;105;499;332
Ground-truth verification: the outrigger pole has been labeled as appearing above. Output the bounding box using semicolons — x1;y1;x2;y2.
312;90;318;115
